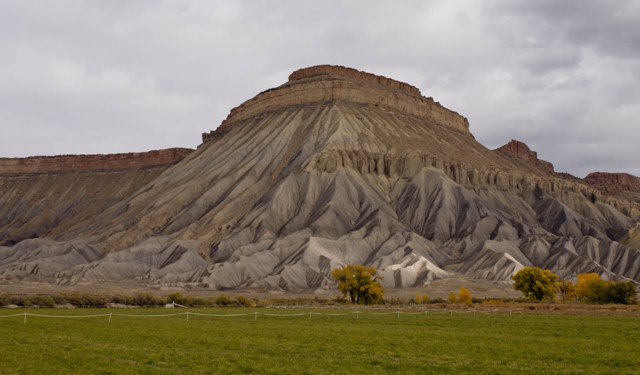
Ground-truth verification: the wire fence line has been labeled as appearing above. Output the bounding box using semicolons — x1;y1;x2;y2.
0;308;525;323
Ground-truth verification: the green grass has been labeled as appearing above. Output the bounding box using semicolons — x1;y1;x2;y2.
0;308;639;374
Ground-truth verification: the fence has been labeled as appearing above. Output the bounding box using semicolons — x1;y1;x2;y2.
0;308;525;323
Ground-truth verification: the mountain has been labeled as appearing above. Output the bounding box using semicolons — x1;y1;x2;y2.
1;65;639;292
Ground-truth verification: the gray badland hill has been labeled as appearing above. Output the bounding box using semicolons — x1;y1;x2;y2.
1;65;639;291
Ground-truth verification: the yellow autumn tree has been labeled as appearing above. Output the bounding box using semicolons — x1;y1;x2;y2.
576;273;607;303
575;272;637;304
558;279;576;301
512;267;559;301
331;264;384;305
414;293;430;304
447;292;457;304
458;287;473;306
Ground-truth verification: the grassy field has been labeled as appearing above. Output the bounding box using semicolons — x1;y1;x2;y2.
0;308;639;374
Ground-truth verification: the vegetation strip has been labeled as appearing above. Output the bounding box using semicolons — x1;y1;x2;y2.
1;308;624;321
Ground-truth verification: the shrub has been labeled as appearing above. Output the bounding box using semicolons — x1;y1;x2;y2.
165;292;186;305
31;295;55;308
414;293;430;304
111;294;132;305
184;295;208;307
257;299;272;308
131;292;160;307
214;294;237;306
236;295;256;308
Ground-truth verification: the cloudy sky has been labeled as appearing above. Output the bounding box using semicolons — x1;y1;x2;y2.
1;0;639;177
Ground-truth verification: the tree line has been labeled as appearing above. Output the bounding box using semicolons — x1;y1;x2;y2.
331;264;637;305
512;266;637;304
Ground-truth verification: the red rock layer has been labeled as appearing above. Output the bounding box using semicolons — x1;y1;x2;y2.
584;172;640;195
0;148;193;176
495;140;554;173
288;65;423;97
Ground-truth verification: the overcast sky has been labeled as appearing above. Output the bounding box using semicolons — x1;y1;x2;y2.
1;0;639;177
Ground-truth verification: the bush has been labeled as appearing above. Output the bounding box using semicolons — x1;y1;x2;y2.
131;292;160;307
257;299;272;308
414;293;430;304
236;296;256;308
31;295;55;308
184;295;209;307
165;292;186;305
111;294;131;305
214;294;237;306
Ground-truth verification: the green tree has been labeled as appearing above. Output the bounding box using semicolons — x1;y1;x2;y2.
605;281;637;304
331;264;384;305
512;267;559;301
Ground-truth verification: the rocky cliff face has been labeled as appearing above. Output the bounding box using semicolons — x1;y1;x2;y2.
203;65;469;143
0;148;192;176
495;140;554;173
585;172;640;195
1;65;639;291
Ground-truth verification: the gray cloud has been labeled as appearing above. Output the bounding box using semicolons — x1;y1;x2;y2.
0;0;638;177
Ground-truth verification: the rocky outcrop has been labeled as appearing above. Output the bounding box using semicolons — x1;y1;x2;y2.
202;65;470;143
288;64;422;96
495;140;554;173
585;172;640;195
0;148;193;176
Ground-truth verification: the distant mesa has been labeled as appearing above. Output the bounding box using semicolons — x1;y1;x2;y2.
0;148;193;176
1;64;639;293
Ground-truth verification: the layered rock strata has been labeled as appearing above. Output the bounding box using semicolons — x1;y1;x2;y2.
0;148;192;176
203;65;469;143
585;172;640;195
